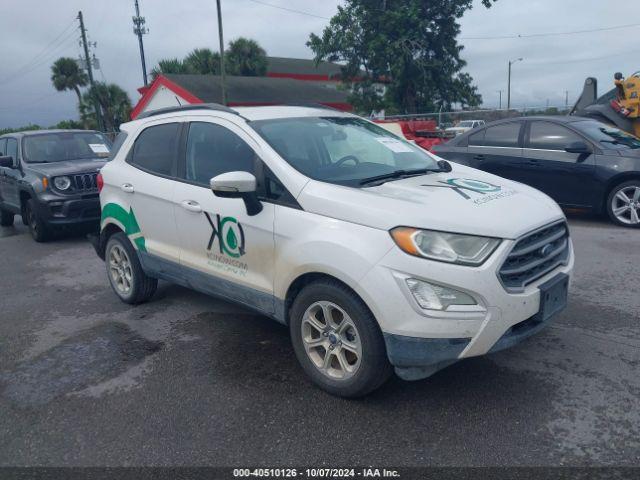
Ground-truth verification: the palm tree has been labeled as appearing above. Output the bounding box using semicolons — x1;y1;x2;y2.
184;48;220;75
225;38;268;76
150;58;190;80
51;57;88;104
80;83;132;132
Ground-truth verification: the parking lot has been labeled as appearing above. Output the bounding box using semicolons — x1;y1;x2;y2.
0;215;639;467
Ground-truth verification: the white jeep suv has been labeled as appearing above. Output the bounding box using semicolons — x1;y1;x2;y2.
92;104;573;397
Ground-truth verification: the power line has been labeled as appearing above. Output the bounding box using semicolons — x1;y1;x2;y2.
461;22;640;40
0;29;80;86
0;18;77;84
245;0;330;20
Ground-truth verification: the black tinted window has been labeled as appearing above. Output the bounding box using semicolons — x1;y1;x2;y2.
483;122;521;147
468;129;485;146
0;139;6;156
528;121;585;150
6;138;18;159
185;122;257;185
130;123;180;176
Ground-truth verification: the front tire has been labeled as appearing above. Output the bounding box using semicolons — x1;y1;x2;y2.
0;208;14;227
289;279;392;398
105;232;157;304
24;199;51;242
607;180;640;228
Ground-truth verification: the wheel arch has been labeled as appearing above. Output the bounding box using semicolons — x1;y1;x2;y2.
284;271;371;326
602;173;640;213
95;220;125;260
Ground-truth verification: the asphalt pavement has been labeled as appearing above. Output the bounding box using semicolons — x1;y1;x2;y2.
0;215;639;467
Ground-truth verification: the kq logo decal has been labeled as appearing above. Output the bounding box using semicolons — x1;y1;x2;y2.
204;213;246;258
424;178;516;204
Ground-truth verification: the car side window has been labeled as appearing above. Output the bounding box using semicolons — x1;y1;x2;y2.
0;139;6;156
528;121;584;151
468;129;485;146
185;122;257;186
483;122;521;148
6;138;18;159
129;123;180;177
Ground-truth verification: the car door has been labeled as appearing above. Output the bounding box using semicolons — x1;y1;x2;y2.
466;121;524;180
173;119;276;314
521;121;597;207
118;121;182;263
3;138;21;209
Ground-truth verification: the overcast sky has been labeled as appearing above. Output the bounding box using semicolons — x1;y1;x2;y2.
0;0;634;128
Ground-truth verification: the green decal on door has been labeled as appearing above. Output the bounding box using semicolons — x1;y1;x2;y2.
101;203;147;252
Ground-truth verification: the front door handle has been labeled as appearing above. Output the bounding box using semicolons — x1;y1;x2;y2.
474;154;485;161
181;200;202;213
121;183;135;193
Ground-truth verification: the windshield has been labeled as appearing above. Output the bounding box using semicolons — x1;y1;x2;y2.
574;120;640;150
250;116;438;186
22;132;111;163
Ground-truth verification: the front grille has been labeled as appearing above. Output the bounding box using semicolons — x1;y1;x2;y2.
499;221;570;292
72;173;98;192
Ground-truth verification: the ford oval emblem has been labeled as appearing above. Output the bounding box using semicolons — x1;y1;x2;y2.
539;243;554;257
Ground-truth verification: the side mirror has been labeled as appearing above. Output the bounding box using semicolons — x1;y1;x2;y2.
564;141;591;154
210;171;263;216
437;159;453;172
0;156;14;168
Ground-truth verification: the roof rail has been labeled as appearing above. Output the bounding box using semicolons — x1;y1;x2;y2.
136;103;239;119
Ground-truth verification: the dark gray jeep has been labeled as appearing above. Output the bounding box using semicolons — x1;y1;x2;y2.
0;130;111;241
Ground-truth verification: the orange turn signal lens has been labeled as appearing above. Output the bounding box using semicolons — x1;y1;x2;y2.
390;227;420;256
42;177;49;189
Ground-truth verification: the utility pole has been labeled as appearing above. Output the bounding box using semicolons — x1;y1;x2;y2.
215;0;227;105
78;11;104;132
497;90;503;110
507;58;523;110
132;0;149;86
565;90;569;109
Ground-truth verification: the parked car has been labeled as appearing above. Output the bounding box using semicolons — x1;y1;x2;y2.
433;116;640;227
91;104;573;397
445;119;485;136
0;130;111;241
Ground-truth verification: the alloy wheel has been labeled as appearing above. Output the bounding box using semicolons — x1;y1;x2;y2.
301;301;362;380
108;244;133;296
612;186;640;225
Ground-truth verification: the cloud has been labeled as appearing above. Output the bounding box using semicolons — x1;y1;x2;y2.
0;0;625;128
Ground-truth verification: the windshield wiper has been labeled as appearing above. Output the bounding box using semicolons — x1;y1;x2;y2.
359;168;439;186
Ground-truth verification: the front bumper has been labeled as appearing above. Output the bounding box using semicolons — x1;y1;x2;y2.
359;235;574;380
33;192;101;228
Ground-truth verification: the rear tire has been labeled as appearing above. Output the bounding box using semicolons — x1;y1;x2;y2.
606;180;640;228
25;199;51;242
289;279;392;398
105;232;157;304
0;208;14;227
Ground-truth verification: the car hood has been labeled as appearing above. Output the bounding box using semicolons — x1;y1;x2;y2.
298;164;565;240
26;158;107;176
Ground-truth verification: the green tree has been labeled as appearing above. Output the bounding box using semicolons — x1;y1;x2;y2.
51;57;88;104
150;58;190;80
80;83;132;132
184;48;220;75
225;38;268;76
307;0;495;114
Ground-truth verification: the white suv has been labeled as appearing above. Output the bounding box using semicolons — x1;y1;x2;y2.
92;104;573;397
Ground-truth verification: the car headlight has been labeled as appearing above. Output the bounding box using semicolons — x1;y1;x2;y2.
390;227;501;266
53;176;72;191
406;278;477;311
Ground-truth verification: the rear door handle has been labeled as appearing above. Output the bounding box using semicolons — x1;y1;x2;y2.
525;160;541;166
473;154;485;161
181;200;202;213
121;183;134;193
